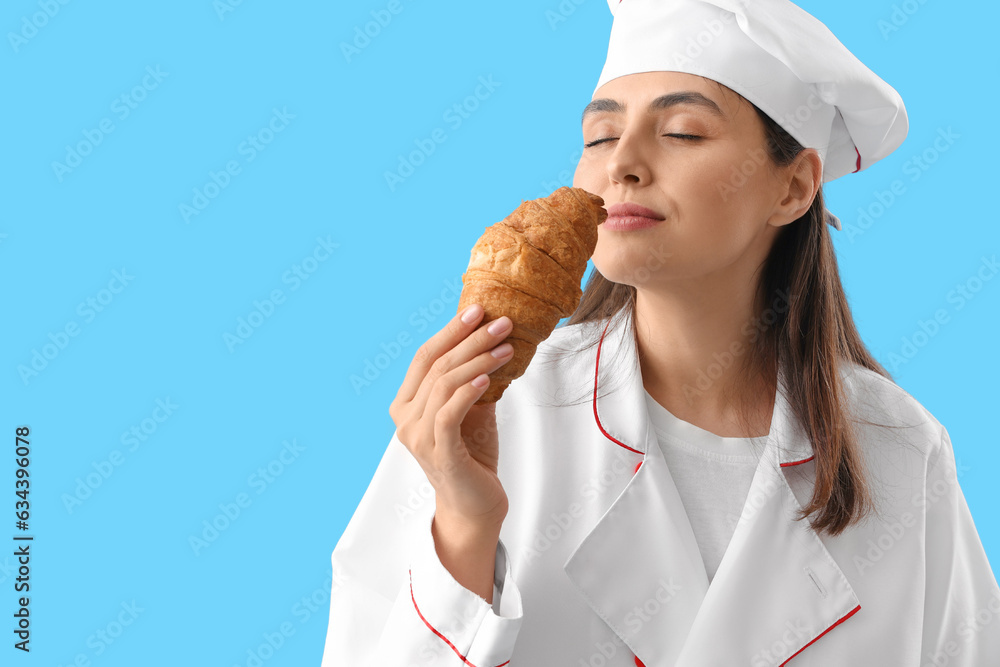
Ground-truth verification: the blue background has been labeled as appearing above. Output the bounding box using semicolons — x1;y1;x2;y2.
2;0;996;664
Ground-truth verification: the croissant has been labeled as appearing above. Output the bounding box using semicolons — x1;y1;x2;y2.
458;186;607;404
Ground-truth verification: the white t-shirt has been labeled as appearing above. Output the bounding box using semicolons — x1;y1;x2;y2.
643;389;769;583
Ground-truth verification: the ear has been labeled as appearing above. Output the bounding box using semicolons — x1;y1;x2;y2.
767;148;822;228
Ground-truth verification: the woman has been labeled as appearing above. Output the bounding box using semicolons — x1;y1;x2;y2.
323;1;1000;665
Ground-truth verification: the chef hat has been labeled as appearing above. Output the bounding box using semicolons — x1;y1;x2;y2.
594;0;909;230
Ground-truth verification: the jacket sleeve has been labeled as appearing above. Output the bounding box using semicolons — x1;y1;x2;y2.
321;429;524;667
919;424;1000;665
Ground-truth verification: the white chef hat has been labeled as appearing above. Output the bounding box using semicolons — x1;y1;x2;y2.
594;0;909;230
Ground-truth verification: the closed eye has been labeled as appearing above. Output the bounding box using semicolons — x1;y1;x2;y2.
584;134;702;148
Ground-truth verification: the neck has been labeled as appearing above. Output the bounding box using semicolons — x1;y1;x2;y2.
634;270;776;439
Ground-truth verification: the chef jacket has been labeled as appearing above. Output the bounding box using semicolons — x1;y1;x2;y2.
321;309;1000;666
643;388;768;584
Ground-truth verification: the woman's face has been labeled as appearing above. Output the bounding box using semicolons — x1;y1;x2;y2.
573;71;799;289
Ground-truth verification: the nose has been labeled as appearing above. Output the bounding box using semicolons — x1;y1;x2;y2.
608;147;649;185
605;128;650;186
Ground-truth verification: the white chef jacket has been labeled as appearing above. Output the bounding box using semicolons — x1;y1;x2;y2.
322;309;1000;666
643;388;767;583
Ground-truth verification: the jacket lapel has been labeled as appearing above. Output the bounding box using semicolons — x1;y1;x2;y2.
562;311;861;667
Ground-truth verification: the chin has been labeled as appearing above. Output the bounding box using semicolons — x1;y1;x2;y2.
592;235;677;288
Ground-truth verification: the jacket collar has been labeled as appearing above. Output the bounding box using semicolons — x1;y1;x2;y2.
562;310;860;667
582;308;815;466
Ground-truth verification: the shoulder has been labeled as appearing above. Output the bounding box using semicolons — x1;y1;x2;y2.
526;319;606;377
538;319;605;358
837;360;947;464
499;319;607;409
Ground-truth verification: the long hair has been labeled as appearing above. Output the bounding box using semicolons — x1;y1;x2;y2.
553;100;893;536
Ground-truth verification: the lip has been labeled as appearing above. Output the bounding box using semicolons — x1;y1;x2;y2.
604;201;665;231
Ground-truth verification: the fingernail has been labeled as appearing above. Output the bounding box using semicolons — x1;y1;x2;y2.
491;343;513;359
461;304;481;324
487;317;511;335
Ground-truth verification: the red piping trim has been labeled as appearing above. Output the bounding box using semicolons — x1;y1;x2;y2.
408;569;511;667
593;318;644;455
595;317;810;470
780;455;815;468
853;147;861;173
779;604;861;666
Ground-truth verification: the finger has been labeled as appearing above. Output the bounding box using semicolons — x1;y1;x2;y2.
414;341;512;465
396;303;484;405
420;341;512;430
412;318;513;420
432;370;494;470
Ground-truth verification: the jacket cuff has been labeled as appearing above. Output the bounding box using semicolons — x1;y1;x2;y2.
492;536;520;618
394;508;523;666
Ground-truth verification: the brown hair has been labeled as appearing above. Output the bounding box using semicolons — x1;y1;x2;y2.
550;98;894;536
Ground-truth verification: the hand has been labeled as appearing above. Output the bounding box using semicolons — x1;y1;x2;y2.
389;303;514;531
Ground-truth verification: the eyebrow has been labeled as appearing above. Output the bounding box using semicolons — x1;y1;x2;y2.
580;91;725;125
